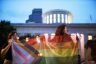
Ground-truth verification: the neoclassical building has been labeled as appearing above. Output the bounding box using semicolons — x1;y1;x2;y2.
12;23;96;42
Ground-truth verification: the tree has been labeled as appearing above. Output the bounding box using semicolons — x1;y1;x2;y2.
0;20;16;49
0;20;16;63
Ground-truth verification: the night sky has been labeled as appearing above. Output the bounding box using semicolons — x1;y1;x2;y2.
0;0;96;23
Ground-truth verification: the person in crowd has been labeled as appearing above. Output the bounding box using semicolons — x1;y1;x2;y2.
85;39;96;64
1;31;18;64
50;24;75;48
42;24;79;64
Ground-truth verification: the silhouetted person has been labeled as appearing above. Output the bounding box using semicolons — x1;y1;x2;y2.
85;40;96;64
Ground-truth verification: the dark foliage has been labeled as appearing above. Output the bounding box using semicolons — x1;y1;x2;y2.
0;20;16;49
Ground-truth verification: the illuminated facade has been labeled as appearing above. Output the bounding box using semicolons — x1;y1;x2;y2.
13;23;96;41
43;9;73;24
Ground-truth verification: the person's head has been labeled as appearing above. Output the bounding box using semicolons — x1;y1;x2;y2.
8;31;17;40
55;24;68;36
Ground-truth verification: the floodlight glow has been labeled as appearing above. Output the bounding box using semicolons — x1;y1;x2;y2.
36;36;41;43
88;35;92;40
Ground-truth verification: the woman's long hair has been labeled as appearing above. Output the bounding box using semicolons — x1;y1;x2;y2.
55;24;66;36
50;24;72;43
8;31;16;40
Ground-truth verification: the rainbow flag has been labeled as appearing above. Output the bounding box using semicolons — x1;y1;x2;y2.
27;35;79;64
39;42;78;64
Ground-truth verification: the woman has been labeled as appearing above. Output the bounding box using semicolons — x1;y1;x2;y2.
52;24;78;64
1;31;18;64
40;24;78;64
50;24;74;48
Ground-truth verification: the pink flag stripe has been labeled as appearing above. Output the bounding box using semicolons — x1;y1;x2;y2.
13;42;31;64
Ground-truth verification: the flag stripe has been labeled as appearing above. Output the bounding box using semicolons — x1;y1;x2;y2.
13;42;30;64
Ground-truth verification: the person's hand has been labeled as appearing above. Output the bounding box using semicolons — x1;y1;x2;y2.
8;39;13;45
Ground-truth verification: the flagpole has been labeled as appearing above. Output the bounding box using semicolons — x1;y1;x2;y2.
89;15;92;23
